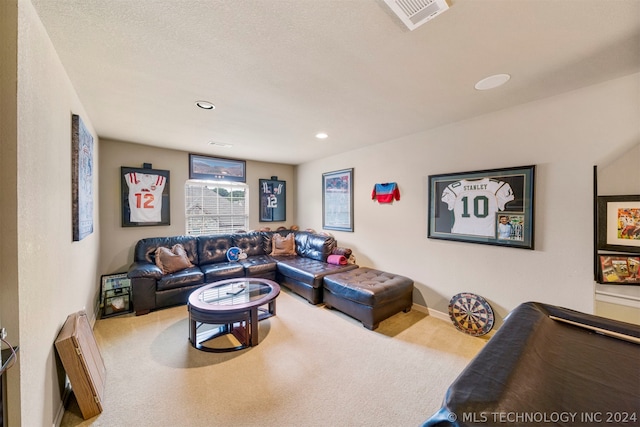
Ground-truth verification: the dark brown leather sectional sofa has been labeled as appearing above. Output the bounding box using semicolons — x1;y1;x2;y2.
127;230;357;315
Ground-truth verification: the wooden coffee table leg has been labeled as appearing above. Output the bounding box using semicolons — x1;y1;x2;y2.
189;318;197;346
250;307;259;346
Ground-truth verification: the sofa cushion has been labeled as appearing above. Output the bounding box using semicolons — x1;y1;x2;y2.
155;244;194;274
294;232;336;261
239;255;278;277
156;266;204;291
199;262;245;282
233;231;267;257
197;235;234;264
276;257;358;288
272;233;297;256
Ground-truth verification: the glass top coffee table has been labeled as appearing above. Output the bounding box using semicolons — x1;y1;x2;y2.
187;278;280;352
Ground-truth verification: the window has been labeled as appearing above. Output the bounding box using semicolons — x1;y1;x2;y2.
185;180;249;235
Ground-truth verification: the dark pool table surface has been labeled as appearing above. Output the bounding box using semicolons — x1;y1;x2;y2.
423;301;640;427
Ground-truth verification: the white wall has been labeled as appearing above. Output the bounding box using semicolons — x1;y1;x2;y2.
12;2;100;425
296;73;640;323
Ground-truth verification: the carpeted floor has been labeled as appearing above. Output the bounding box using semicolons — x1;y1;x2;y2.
61;288;488;427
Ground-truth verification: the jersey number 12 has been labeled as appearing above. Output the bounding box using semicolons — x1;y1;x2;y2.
134;192;155;209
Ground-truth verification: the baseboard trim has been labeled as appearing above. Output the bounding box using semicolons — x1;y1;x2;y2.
53;382;72;427
412;303;450;322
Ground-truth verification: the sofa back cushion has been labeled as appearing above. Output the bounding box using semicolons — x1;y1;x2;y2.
197;235;234;265
295;231;336;262
233;232;267;257
134;236;199;265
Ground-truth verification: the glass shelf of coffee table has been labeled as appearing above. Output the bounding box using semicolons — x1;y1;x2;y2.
187;278;280;352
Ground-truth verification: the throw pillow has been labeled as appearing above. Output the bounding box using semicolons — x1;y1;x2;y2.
271;233;296;256
155;244;194;275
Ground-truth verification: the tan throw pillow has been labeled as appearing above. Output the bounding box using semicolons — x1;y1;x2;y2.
271;233;296;256
155;244;193;274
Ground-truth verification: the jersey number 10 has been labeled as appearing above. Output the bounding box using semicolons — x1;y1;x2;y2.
460;195;489;218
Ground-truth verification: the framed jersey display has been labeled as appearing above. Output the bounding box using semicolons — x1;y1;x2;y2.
259;177;286;222
428;165;535;249
121;166;170;227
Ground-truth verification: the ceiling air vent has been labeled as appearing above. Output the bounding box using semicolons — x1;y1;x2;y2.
383;0;449;31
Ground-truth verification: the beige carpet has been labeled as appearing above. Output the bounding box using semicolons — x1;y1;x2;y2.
61;289;488;427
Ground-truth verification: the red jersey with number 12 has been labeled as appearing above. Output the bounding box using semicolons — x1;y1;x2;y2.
125;172;166;222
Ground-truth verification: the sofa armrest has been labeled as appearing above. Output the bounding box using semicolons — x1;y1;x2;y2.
128;261;163;280
331;247;352;258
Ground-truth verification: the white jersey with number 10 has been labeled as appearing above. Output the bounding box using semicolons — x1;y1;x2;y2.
441;178;514;237
125;172;166;222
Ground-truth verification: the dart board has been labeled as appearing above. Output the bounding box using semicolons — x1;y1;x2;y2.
448;292;495;336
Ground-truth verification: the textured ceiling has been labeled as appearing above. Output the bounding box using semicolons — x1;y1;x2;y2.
31;0;640;165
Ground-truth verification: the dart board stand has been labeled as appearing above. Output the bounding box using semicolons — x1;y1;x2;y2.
448;292;495;336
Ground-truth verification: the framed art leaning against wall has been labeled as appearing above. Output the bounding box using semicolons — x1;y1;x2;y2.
428;165;535;249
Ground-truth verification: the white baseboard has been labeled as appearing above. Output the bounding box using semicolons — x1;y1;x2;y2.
52;382;72;427
412;303;450;322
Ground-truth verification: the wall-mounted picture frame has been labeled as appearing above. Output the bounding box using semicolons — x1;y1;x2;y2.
259;177;286;222
189;153;246;182
121;166;170;227
322;168;354;232
599;255;640;284
597;195;640;253
71;114;94;241
428;165;535;249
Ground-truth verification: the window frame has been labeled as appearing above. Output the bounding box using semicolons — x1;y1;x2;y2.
185;179;249;236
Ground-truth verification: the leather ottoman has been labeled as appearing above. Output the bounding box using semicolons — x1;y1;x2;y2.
323;267;413;330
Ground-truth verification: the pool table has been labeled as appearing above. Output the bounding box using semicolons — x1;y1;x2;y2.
423;302;640;427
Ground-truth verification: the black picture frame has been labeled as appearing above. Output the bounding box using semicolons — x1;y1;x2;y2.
189;153;246;182
428;165;535;249
322;168;354;232
259;178;286;222
121;166;170;227
597;195;640;253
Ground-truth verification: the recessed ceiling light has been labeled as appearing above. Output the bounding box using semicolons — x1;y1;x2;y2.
474;74;511;91
208;141;232;148
315;132;329;139
195;100;215;110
